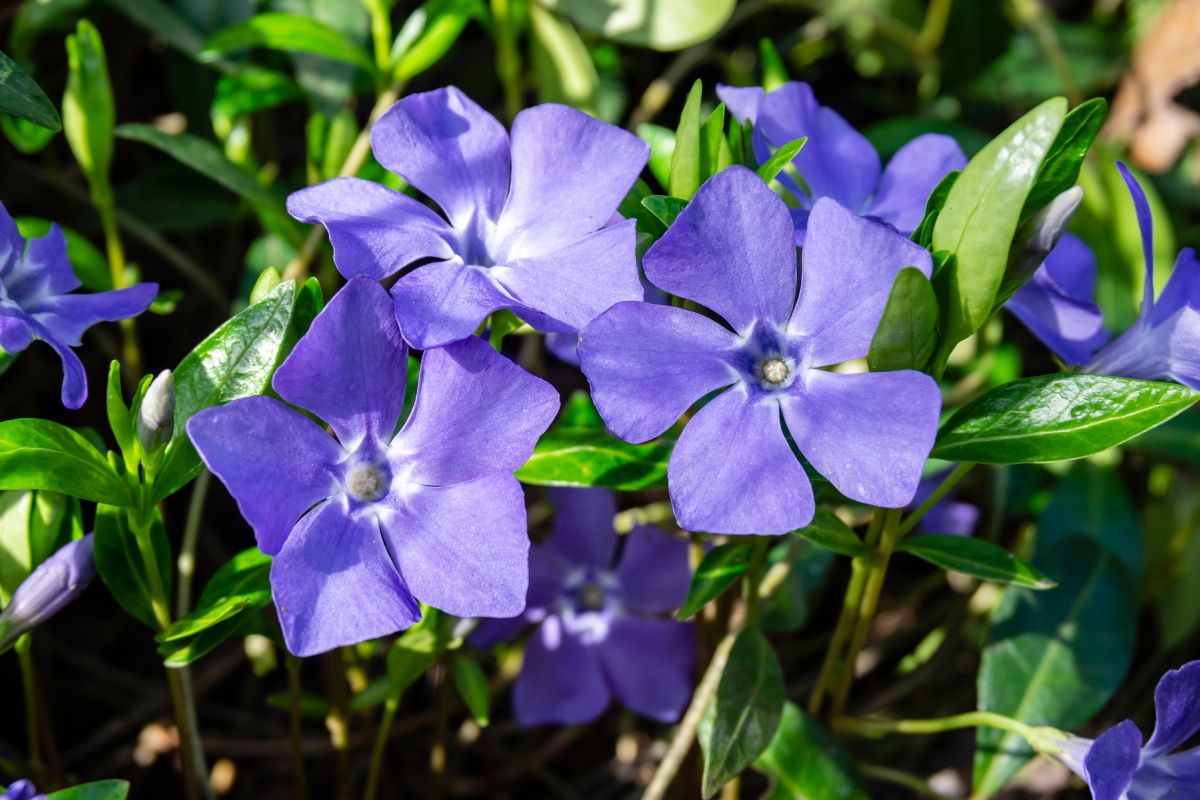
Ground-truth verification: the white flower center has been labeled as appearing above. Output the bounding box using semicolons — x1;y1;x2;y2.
345;462;388;503
757;356;795;390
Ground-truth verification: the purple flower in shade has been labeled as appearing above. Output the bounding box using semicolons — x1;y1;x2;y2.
716;82;965;241
0;205;156;409
911;468;978;537
472;488;694;726
578;166;942;535
2;780;45;800
287;87;648;350
0;535;95;651
1049;660;1200;799
187;277;559;656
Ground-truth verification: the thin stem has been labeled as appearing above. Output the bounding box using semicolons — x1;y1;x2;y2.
325;649;352;795
491;0;523;122
97;199;142;379
16;635;42;780
896;462;976;540
287;657;309;800
364;695;399;800
175;470;211;617
859;763;957;800
834;711;1044;744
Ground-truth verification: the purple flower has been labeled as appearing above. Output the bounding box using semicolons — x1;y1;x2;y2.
472;488;694;726
911;468;978;537
0;205;156;409
288;87;648;350
187;277;559;656
2;780;45;800
0;535;95;651
717;82;965;241
1050;660;1200;799
578;166;942;535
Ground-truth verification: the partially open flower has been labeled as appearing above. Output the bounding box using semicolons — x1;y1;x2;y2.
0;534;95;651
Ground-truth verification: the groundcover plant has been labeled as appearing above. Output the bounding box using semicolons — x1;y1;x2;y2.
2;2;1200;799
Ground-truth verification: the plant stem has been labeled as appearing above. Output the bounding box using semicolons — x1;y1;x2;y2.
287;656;309;800
744;537;769;626
175;470;211;617
97;198;142;379
834;711;1045;743
364;695;399;800
15;635;42;780
491;0;523;122
896;462;976;540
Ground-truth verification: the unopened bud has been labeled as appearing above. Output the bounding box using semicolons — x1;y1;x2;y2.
137;370;175;456
0;534;96;652
996;186;1085;307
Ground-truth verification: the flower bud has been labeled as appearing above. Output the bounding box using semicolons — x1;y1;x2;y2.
996;186;1085;308
3;779;43;800
137;370;175;456
0;535;96;652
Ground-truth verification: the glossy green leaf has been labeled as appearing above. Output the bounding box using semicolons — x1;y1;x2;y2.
0;420;130;506
792;508;866;558
698;103;733;185
93;504;172;629
212;67;303;122
161;608;266;667
1021;98;1106;220
641;194;688;229
158;548;271;643
756;137;806;186
678;543;751;619
546;0;736;51
530;3;599;114
515;429;672;490
393;0;479;82
105;361;136;472
911;170;958;250
932;374;1198;464
0;49;60;130
867;267;939;374
698;627;785;798
668;80;703;200
0;490;78;602
899;535;1055;588
45;780;130;800
452;655;490;727
755;702;869;800
154;282;298;502
63;20;114;185
199;13;374;70
558;390;605;431
932;98;1065;350
637;123;676;190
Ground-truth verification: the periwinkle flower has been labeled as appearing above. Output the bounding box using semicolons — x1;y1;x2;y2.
2;780;44;800
716;82;966;241
0;534;95;651
0;205;157;408
472;488;694;726
578;167;942;535
288;87;648;350
1049;660;1200;799
187;277;559;656
911;468;978;537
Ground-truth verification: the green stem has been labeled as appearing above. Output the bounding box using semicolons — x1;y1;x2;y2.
744;537;769;626
491;0;523;122
363;0;393;78
834;711;1047;744
287;656;309;800
15;635;42;781
363;695;399;800
175;470;211;617
896;462;976;540
96;197;142;379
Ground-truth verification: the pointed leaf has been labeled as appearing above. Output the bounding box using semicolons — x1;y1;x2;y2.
756;137;806;186
899;535;1055;588
867;267;939;374
793;508;866;558
0;420;131;506
0;49;60;130
678;543;751;619
1021;98;1107;220
755;702;869;800
516;429;672;490
93;503;172;629
199;13;375;70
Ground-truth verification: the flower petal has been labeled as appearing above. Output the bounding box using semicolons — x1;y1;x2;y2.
383;474;529;619
1116;162;1156;320
1132;746;1200;799
469;614;533;649
789;198;933;366
782;370;940;508
668;387;813;535
271;501;421;657
1086;305;1200;388
496;104;647;258
1145;660;1200;757
546;487;618;569
644;166;797;334
187;396;342;555
286;177;455;281
0;309;33;354
757;82;881;212
514;614;611;726
391;335;558;485
1152;248;1200;326
716;84;765;124
25;283;158;346
273;276;408;446
370;87;510;229
0;202;24;277
493;219;643;333
614;525;691;613
4;224;79;303
390;259;513;349
578;301;738;443
1008;234;1107;365
1082;719;1143;800
867;134;966;235
596;617;694;722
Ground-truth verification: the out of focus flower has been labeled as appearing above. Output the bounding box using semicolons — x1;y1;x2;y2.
0;534;95;651
472;488;694;726
579;167;941;534
2;780;44;800
0;205;157;408
911;468;979;537
1047;660;1200;799
188;277;558;656
288;86;646;349
717;82;965;241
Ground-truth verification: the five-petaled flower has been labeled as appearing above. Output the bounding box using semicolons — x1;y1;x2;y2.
578;166;942;535
472;488;694;726
716;81;965;241
288;87;648;350
1048;660;1200;799
0;534;95;652
188;277;559;656
0;205;157;409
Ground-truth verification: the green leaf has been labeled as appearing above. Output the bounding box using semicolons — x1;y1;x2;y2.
487;309;525;349
161;607;266;667
158;548;271;643
558;390;605;431
932;98;1066;351
63;20;114;185
546;0;736;51
699;627;785;798
637;123;676;190
932;374;1199;464
45;780;130;800
867;267;939;374
678;543;751;619
93;503;172;629
105;361;136;472
0;491;78;602
973;536;1136;796
911;170;958;250
793;508;866;558
756;138;806;186
107;0;206;58
529;3;599;115
392;0;479;82
761;538;836;633
755;702;869;800
452;655;490;727
115;123;300;245
154;282;298;502
899;535;1055;588
199;13;375;71
1021;98;1107;220
668;80;703;200
0;49;60;130
641;194;688;229
0;420;131;505
515;429;672;490
698;103;733;184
